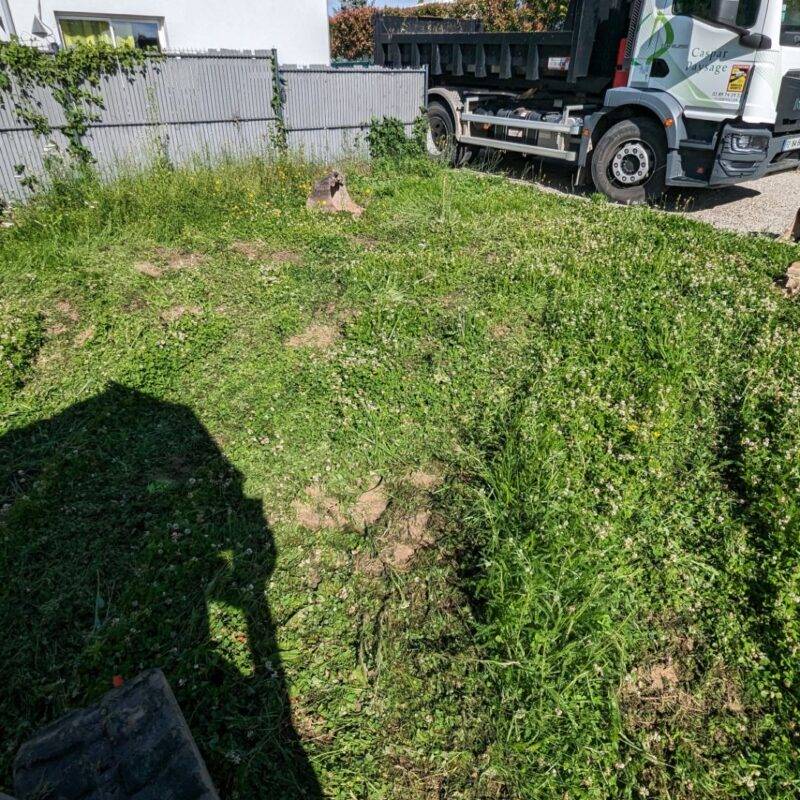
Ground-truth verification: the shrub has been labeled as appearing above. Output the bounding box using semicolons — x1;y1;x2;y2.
330;7;374;62
330;1;570;61
367;116;427;161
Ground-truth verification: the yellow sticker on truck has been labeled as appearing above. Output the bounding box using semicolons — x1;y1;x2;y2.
727;65;751;93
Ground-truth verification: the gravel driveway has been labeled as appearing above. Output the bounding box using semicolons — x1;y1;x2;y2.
475;158;800;236
670;170;800;236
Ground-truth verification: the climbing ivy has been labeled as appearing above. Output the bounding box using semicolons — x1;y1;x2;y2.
0;38;159;166
270;55;288;154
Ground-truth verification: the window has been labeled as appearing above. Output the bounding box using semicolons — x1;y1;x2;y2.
783;0;800;44
58;16;162;49
673;0;760;28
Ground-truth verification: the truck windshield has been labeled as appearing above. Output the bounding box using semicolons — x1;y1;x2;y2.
784;0;800;44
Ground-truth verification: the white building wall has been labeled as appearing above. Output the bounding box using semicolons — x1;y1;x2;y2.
1;0;330;64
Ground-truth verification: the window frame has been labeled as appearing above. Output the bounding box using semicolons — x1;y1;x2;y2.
782;0;800;45
671;0;762;32
55;12;166;50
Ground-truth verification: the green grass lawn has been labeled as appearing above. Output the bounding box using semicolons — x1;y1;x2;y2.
1;157;799;800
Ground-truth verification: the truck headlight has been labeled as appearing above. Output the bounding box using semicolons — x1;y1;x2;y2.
729;134;769;152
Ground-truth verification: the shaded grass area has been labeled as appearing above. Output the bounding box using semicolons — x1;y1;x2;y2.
1;157;799;799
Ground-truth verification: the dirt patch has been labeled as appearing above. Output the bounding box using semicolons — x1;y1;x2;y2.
74;326;95;347
136;246;206;274
293;485;347;531
620;616;746;738
134;261;164;278
321;302;359;324
380;507;436;571
642;661;681;695
229;240;265;261
294;475;395;536
350;477;389;528
123;297;148;312
306;568;322;591
489;323;512;340
388;543;416;570
160;305;203;323
354;551;385;578
230;241;300;265
55;300;79;322
620;656;703;723
47;300;79;335
271;250;302;265
292;701;334;746
783;261;800;298
439;292;463;309
154;246;207;271
404;508;433;546
286;323;339;352
406;466;443;491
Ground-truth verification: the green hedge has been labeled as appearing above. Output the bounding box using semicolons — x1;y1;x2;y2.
329;1;569;62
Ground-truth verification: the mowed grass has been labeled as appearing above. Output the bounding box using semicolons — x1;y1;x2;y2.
1;156;799;800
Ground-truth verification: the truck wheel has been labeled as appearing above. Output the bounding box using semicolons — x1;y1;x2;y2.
591;118;667;204
427;101;473;166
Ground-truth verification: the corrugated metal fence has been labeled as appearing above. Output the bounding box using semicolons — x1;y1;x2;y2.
281;66;425;159
0;52;426;200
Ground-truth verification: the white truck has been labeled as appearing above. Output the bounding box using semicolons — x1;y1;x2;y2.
374;0;800;203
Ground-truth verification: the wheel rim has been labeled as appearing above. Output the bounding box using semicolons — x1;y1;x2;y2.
427;115;450;156
608;140;655;188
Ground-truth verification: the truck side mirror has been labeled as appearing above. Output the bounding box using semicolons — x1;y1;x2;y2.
709;0;741;27
739;31;771;48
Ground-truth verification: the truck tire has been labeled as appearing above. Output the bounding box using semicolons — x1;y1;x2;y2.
591;118;667;204
427;101;473;166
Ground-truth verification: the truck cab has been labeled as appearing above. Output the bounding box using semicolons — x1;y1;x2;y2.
374;0;800;203
623;0;800;190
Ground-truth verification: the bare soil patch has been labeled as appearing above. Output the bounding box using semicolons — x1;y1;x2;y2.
489;323;512;340
783;261;800;298
134;261;164;278
271;250;302;264
387;543;416;571
379;506;436;572
286;323;339;352
292;700;335;746
55;300;79;322
293;485;347;531
74;327;95;347
154;246;207;271
229;240;266;261
135;247;206;275
350;478;389;528
404;508;433;546
160;305;203;323
439;291;466;309
123;297;148;312
353;551;385;578
406;466;443;492
321;302;359;324
620;616;745;737
47;300;80;335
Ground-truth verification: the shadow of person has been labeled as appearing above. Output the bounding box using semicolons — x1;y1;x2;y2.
0;384;321;799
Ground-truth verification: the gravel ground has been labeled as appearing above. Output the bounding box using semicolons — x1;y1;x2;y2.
671;170;800;236
472;158;800;237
